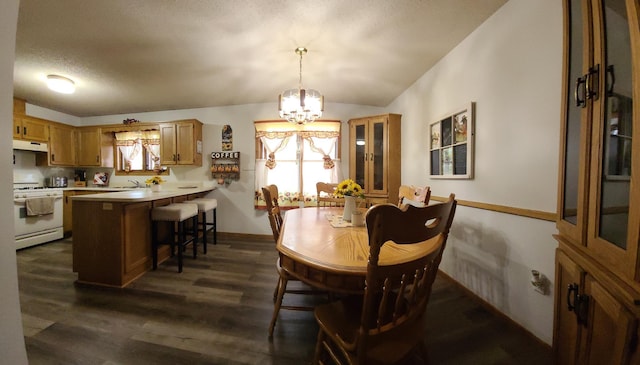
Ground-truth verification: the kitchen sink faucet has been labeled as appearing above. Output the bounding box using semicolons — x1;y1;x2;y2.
128;180;142;188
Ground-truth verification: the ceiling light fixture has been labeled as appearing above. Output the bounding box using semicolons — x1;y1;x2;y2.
278;47;323;125
46;74;75;94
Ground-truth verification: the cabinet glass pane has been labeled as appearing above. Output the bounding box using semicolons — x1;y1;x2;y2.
355;124;366;189
598;0;632;249
372;122;384;190
562;0;585;226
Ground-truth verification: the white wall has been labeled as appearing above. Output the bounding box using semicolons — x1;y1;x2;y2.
387;0;562;344
1;0;29;363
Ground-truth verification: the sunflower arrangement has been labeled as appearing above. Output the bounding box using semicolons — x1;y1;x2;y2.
145;176;165;185
334;179;365;198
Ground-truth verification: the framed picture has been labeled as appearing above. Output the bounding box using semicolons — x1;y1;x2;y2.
429;102;475;179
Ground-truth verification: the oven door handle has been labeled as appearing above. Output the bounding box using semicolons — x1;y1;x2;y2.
14;196;63;204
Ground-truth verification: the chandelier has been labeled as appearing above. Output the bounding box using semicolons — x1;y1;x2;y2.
278;47;324;125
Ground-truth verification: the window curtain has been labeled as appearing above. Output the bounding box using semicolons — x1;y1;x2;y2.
115;131;160;171
255;122;342;209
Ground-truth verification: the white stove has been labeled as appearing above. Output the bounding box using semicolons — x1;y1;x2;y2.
13;182;64;249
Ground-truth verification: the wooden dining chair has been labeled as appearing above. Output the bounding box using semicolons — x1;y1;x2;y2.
262;185;283;242
312;194;457;365
317;182;344;207
398;185;431;208
262;185;324;337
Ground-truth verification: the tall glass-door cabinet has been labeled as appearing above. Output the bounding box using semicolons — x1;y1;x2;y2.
348;114;401;204
554;0;640;363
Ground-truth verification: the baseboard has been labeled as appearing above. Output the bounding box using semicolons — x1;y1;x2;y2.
436;270;552;350
217;231;273;242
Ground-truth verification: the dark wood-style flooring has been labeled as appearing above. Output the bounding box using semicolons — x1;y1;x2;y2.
17;236;552;364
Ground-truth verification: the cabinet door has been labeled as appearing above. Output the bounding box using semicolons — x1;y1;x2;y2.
585;0;639;279
350;119;368;192
557;0;593;244
159;123;177;165
63;191;75;237
176;122;194;165
367;116;388;196
553;249;585;365
49;124;76;165
20;116;49;142
13;115;21;139
579;276;637;364
76;127;101;166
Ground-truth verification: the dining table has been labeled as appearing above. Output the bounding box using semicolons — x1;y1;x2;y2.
276;206;441;294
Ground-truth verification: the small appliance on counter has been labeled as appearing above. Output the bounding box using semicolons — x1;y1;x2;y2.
74;169;87;187
45;176;68;188
93;172;109;186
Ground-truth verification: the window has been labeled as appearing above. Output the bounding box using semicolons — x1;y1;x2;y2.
254;121;343;208
114;130;165;175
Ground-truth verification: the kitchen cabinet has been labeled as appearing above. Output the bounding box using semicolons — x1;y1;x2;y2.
159;119;203;166
348;113;401;203
553;0;640;363
13;115;49;142
38;122;76;166
63;190;112;236
76;126;114;167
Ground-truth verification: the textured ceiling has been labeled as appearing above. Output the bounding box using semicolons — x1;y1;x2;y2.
13;0;507;117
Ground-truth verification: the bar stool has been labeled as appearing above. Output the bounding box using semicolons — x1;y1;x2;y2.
151;203;199;273
186;198;217;253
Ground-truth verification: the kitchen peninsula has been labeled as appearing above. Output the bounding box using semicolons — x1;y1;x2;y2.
72;185;215;287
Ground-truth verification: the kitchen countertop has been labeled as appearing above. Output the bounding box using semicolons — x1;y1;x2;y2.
70;185;215;203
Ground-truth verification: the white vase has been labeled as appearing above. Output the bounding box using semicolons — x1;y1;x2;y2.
342;196;356;222
151;184;161;192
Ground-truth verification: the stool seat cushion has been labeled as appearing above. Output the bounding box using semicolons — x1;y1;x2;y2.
152;203;198;221
188;198;217;211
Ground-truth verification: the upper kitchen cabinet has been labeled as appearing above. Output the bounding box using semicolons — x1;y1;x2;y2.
13;98;48;142
13;115;49;142
159;119;203;166
553;0;640;363
348;113;401;203
76;126;114;167
38;122;76;166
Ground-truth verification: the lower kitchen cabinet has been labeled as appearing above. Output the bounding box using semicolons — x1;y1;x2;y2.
554;246;639;364
63;190;114;236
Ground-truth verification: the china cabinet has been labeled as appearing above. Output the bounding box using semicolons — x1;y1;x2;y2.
159;119;203;166
348;113;401;203
553;0;640;363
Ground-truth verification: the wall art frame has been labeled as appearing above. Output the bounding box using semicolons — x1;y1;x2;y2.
429;102;475;179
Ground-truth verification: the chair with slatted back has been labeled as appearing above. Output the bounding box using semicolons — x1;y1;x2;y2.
312;194;457;365
317;182;344;207
398;185;431;208
262;185;283;242
263;185;325;337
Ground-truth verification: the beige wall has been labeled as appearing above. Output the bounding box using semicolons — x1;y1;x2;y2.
388;0;562;344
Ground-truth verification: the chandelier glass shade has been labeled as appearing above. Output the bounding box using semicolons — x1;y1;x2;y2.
278;47;324;125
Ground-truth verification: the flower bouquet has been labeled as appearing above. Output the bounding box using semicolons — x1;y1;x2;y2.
145;176;165;191
334;179;365;221
334;179;365;198
146;176;165;185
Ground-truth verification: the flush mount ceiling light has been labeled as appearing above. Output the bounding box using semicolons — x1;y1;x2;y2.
46;74;75;94
278;47;324;125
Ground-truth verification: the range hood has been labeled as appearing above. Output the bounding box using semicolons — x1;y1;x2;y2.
13;139;48;152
